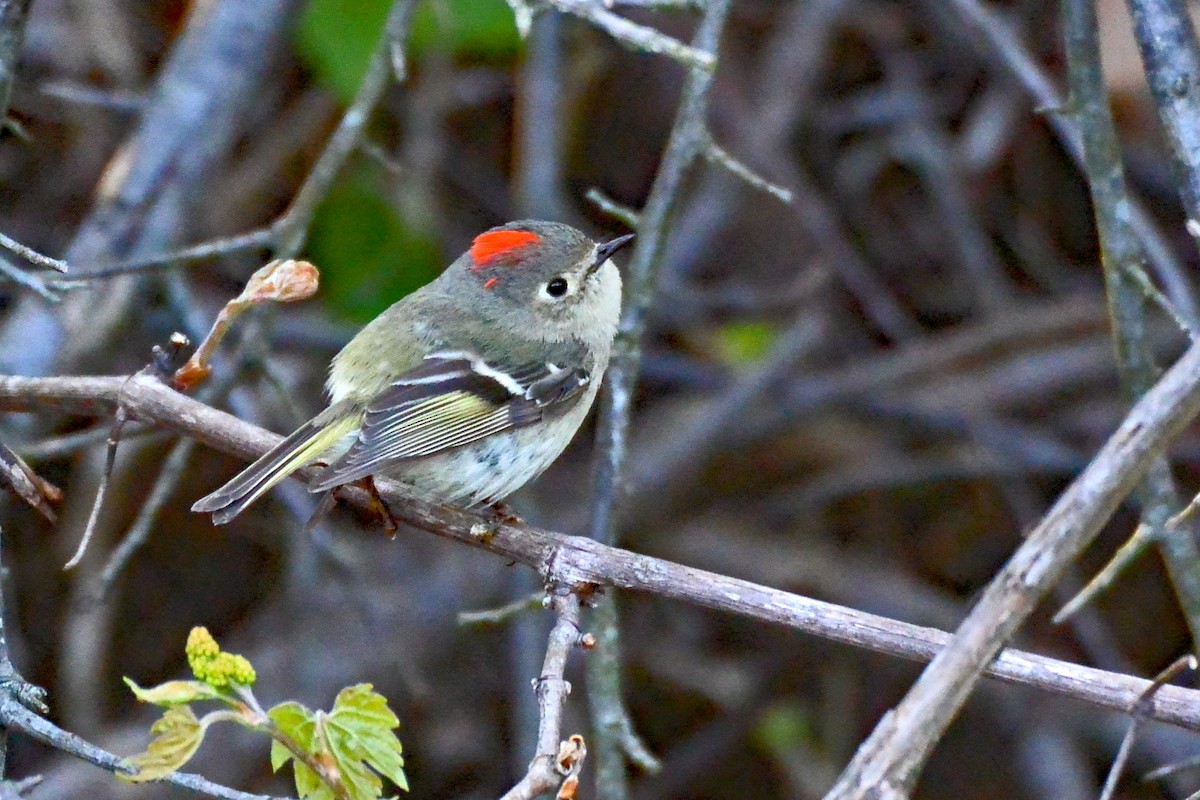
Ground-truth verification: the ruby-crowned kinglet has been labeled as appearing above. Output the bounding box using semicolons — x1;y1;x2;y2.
193;220;633;523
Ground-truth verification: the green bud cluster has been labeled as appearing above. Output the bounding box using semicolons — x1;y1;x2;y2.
185;627;256;688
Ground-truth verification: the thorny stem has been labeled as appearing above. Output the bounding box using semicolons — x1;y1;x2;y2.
1054;0;1200;651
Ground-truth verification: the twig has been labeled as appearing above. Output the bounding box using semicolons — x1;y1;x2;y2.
542;0;714;70
457;592;544;626
0;233;67;274
1053;523;1153;623
17;422;158;462
1054;0;1200;651
0;0;418;297
0;693;291;800
0;525;46;778
11;370;1200;732
500;590;585;800
1099;654;1197;800
63;403;128;570
585;189;641;228
0;440;59;521
585;0;731;790
89;436;196;601
702;139;794;204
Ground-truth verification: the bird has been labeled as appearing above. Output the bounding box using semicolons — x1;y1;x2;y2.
193;220;633;524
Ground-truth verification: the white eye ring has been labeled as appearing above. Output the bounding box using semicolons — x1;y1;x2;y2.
541;276;572;300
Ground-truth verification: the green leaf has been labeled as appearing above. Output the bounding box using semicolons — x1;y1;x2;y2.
121;706;206;782
270;702;337;800
305;171;442;323
269;688;407;799
269;701;318;761
124;677;223;708
327;684;408;794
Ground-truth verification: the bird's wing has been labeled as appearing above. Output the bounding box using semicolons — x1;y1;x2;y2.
307;350;591;492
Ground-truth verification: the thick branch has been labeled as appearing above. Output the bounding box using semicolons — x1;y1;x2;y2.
7;369;1200;733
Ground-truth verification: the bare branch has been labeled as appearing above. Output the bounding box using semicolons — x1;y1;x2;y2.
8;368;1200;733
0;694;291;800
542;0;714;70
585;0;731;789
0;0;31;125
1053;0;1200;655
501;591;585;800
1099;654;1196;800
820;335;1200;798
702;139;794;204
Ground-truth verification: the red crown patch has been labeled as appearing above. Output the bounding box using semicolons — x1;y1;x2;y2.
470;230;541;267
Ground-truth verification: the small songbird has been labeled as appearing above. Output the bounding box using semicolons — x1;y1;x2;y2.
193;220;632;524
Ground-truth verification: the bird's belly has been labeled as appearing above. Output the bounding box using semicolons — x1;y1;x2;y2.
386;413;583;505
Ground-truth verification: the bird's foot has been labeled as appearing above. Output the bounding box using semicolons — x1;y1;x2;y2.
488;500;523;526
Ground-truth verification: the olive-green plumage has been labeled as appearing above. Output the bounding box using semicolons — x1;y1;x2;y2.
193;220;630;523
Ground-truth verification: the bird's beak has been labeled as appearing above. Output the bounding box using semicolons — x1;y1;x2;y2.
588;233;636;276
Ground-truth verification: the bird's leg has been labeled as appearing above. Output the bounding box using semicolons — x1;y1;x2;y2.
347;476;400;535
304;490;337;533
487;500;523;525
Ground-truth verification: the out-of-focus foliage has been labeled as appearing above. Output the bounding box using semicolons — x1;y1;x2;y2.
297;0;521;102
306;169;442;322
712;320;778;365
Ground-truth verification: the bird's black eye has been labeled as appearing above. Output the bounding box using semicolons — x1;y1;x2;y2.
546;277;569;297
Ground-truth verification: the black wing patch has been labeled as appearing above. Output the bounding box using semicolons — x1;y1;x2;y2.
307;352;590;492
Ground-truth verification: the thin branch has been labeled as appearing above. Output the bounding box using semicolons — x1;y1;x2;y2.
585;0;731;790
1099;654;1196;800
9;369;1200;733
89;435;196;601
0;440;59;521
585;189;641;228
458;592;544;626
1126;0;1200;227
63;403;128;570
702;139;794;204
0;233;67;274
0;0;30;125
500;590;585;800
819;333;1200;797
1054;524;1153;623
0;694;291;800
542;0;714;70
0;524;46;779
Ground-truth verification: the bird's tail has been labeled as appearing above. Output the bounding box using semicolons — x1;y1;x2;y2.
192;415;358;524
